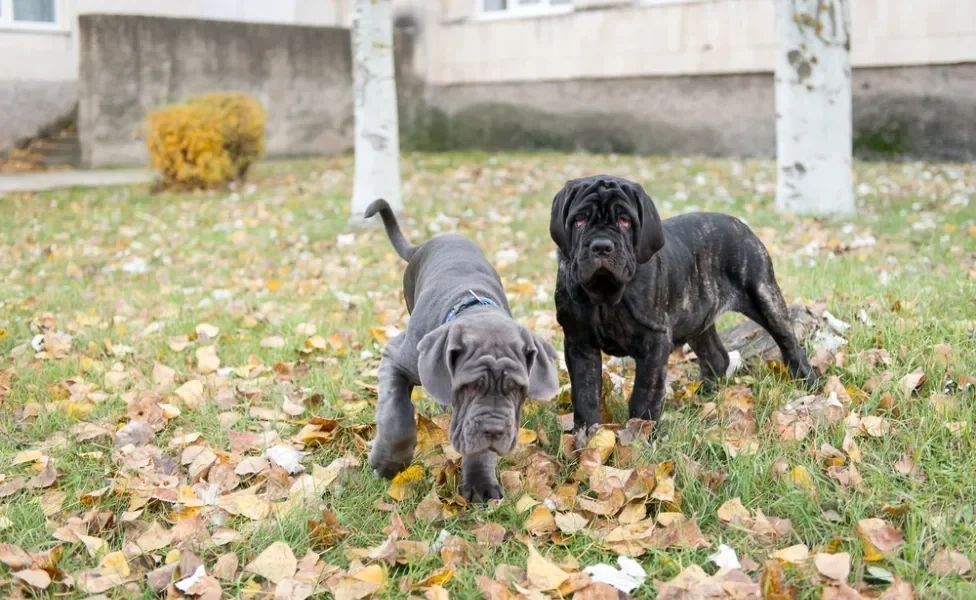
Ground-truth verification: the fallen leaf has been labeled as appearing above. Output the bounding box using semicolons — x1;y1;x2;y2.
898;368;926;397
244;541;298;584
555;512;589;535
525;506;557;536
0;544;33;569
213;552;239;581
772;544;809;564
14;567;52;589
857;518;904;561
815;552;851;581
387;464;423;501
477;575;512;600
717;497;751;523
175;379;206;409
931;548;971;577
582;555;646;594
708;544;741;570
525;542;570;591
471;523;507;547
331;563;385;600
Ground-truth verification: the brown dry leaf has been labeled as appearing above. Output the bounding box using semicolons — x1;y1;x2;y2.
898;368;926;397
476;575;513;600
100;551;130;577
525;542;570;591
13;568;52;589
275;577;315;600
717;497;751;523
416;489;445;522
525;506;557;536
0;543;33;569
759;559;796;599
827;464;863;490
555;512;589;535
471;523;507;547
75;568;126;594
656;564;760;599
856;518;904;562
931;548;972;577
772;544;810;564
860;415;891;438
815;552;851;581
308;510;349;551
424;585;450;600
574;582;623;600
244;541;298;584
824;376;853;405
213;552;240;581
878;580;915;600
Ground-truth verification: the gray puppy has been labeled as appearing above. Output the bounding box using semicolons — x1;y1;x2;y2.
364;199;559;502
550;175;818;433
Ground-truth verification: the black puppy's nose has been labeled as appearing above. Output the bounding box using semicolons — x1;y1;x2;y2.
590;238;614;256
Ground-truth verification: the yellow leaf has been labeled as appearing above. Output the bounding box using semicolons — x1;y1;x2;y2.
0;329;7;340
369;327;389;344
388;465;423;501
516;494;540;513
65;401;95;419
525;542;570;591
265;279;282;292
100;551;130;577
12;451;43;466
518;428;538;446
790;466;816;493
586;428;615;463
525;506;557;536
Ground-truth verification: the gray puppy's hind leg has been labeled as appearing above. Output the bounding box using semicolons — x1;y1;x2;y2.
688;325;730;394
369;334;418;479
744;281;819;388
460;451;503;502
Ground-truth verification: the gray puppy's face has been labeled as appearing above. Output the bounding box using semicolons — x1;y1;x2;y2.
550;175;665;305
417;315;559;456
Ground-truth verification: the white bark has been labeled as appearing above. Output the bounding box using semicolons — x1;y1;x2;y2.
351;0;402;215
775;0;854;216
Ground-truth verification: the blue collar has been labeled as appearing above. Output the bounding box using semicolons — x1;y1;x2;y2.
445;290;499;323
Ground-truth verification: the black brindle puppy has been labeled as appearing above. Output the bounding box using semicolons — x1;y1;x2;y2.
551;175;819;433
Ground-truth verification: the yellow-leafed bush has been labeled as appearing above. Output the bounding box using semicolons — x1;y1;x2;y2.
146;92;266;191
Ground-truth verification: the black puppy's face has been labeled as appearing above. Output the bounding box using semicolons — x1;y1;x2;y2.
550;175;664;305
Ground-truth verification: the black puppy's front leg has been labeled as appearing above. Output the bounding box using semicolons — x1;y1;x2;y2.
565;342;603;432
629;338;671;424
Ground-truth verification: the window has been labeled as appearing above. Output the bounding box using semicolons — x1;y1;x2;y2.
478;0;573;20
0;0;60;30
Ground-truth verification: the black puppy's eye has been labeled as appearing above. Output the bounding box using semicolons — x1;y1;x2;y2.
575;217;586;229
618;216;631;229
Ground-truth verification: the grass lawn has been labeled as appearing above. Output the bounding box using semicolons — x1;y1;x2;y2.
1;152;974;599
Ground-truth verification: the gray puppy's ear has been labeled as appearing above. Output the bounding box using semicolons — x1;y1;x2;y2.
627;181;665;264
521;328;560;401
549;181;579;258
417;323;463;406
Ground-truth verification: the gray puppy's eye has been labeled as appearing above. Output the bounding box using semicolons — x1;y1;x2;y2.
618;215;631;229
575;217;586;229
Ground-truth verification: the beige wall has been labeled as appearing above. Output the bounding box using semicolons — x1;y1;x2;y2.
0;0;343;83
420;0;976;84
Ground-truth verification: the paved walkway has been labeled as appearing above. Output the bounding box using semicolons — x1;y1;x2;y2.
0;168;152;193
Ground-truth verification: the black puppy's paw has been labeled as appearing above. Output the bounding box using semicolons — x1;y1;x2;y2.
461;477;504;503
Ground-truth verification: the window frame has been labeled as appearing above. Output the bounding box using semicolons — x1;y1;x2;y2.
0;0;63;32
475;0;574;21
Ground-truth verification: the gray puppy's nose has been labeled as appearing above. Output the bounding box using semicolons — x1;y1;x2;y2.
590;238;614;256
482;424;506;442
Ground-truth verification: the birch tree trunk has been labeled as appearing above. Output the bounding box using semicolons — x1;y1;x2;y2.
775;0;854;216
351;0;402;216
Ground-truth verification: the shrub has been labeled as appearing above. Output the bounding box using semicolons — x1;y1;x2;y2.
145;92;266;191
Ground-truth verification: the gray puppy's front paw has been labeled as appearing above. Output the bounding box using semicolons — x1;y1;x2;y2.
461;475;504;503
368;444;412;480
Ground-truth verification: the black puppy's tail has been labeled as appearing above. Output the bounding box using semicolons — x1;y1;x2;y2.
364;199;416;262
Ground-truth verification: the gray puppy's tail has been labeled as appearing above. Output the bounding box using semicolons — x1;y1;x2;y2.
364;199;416;262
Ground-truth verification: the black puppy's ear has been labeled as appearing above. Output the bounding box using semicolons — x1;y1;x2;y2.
628;181;665;264
520;328;560;401
417;323;464;407
549;182;578;258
